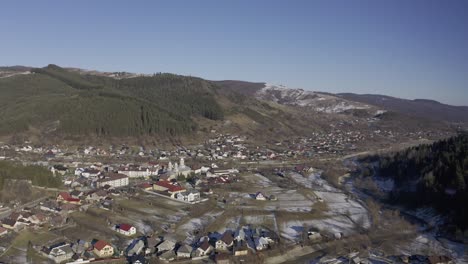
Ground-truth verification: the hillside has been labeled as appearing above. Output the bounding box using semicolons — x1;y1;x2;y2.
0;65;316;143
0;65;224;138
361;134;468;233
0;65;461;145
337;93;468;123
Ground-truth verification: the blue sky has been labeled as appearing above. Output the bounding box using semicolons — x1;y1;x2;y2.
1;0;467;106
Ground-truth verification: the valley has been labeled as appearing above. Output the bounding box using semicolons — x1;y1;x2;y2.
0;65;466;264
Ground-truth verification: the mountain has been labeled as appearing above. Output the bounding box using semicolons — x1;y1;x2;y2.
0;64;224;139
0;65;462;144
337;93;468;123
0;65;314;143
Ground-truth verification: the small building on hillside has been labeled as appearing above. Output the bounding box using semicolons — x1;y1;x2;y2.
115;223;136;236
255;192;267;201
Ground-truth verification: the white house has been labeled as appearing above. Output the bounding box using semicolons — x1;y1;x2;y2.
96;173;129;188
174;190;201;203
216;231;234;251
254;237;270;251
118;166;157;178
81;169;101;178
255;192;267;201
116;224;136;236
195;240;213;257
46;244;74;263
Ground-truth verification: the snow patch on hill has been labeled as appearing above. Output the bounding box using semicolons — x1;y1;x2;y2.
255;84;371;113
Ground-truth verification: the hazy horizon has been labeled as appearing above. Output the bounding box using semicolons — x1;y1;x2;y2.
1;0;467;106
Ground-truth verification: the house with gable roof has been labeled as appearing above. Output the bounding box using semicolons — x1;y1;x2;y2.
93;240;114;258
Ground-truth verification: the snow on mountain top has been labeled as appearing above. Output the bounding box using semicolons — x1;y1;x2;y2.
255;83;372;113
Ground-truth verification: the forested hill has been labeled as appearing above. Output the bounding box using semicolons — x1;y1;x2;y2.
0;64;225;137
370;134;468;231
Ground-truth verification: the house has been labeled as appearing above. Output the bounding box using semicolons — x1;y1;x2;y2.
27;213;47;225
428;256;453;264
46;243;74;263
308;231;322;242
70;190;84;199
126;239;145;257
216;231;234;251
118;165;158;178
255;192;267;201
176;244;192;259
156;239;176;254
195;240;213;257
40;200;61;213
138;182;153;190
146;236;159;255
153;181;186;194
159;250;177;262
96;173;129;188
60;203;79;212
234;228;246;242
51;165;68;176
233;241;248;256
93;240;114;258
85;189;108;201
0;226;8;236
174;190;201;203
71;239;88;255
81;169;101;178
57;192;81;204
116;223;136;236
254;237;270;251
1;219;20;230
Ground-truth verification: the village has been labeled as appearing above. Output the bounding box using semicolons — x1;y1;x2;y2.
0;130;458;264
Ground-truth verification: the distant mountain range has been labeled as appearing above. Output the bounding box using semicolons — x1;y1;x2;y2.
0;65;465;143
338;93;468;123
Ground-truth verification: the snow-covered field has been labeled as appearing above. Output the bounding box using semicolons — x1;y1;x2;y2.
397;234;468;262
289;171;338;192
265;189;315;212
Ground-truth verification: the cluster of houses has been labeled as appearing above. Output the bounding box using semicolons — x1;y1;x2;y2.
121;225;278;263
38;239;118;263
0;209;49;232
25;224;278;263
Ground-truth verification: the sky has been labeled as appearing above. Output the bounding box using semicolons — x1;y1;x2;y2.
1;0;467;106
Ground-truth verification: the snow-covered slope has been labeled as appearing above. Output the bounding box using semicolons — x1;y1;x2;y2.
255;83;372;113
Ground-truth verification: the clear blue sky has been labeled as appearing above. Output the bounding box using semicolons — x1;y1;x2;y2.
1;0;467;106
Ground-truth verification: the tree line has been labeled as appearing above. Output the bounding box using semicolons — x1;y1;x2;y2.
0;161;62;190
364;133;468;231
